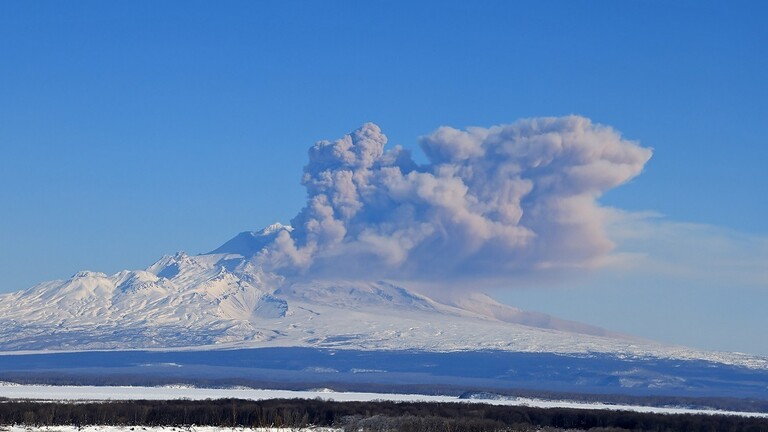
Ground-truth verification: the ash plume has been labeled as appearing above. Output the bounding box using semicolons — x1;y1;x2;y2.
257;116;652;283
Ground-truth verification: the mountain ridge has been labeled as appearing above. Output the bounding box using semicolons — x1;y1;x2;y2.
0;227;766;371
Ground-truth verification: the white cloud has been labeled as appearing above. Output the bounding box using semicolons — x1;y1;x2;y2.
605;211;768;288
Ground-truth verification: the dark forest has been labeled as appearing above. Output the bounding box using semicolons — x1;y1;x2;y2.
1;398;766;432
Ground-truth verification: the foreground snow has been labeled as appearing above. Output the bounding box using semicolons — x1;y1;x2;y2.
0;427;338;432
0;384;766;419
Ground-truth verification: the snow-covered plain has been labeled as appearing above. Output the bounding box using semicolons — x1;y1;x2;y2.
0;427;338;432
0;384;766;419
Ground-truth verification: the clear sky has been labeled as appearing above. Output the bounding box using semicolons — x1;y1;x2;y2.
1;1;767;355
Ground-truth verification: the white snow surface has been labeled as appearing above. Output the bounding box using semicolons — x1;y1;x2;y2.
0;231;766;370
0;384;766;419
0;427;337;432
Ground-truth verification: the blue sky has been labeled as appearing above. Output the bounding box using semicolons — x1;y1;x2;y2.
1;1;767;354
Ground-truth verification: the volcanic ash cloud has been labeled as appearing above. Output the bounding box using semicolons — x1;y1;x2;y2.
256;115;652;283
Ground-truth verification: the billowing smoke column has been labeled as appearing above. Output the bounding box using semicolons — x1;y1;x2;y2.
258;116;652;282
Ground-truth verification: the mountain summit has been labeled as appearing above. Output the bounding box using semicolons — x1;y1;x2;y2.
0;226;764;371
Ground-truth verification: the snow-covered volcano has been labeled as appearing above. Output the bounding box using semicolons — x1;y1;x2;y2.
0;224;765;371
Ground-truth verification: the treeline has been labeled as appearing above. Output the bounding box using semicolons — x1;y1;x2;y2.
0;398;767;432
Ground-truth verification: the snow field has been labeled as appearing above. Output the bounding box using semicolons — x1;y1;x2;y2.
0;385;766;419
0;427;339;432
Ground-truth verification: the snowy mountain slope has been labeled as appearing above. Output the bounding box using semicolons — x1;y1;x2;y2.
443;292;616;338
0;228;765;371
207;223;292;258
